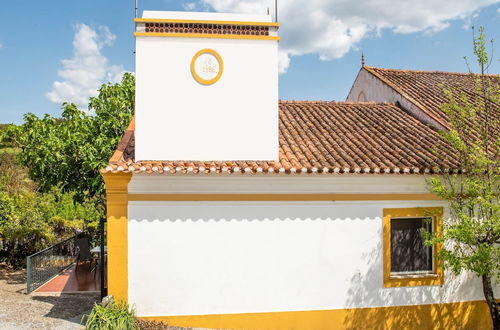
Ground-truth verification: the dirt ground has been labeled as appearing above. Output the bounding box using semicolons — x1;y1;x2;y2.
0;263;98;330
0;263;219;330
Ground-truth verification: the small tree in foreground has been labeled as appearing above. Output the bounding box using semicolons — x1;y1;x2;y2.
425;27;499;329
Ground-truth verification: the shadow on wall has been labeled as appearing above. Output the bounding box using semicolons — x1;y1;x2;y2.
341;240;491;329
129;201;384;222
127;202;493;329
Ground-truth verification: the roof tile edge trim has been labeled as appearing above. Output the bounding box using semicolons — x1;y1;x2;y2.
102;163;454;175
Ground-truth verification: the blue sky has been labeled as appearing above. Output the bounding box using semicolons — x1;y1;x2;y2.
0;0;499;124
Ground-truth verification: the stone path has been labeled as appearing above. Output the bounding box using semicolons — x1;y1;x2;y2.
0;264;222;330
0;264;97;329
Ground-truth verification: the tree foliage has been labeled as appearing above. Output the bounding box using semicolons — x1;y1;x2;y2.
0;124;19;150
15;73;135;201
0;73;134;267
0;151;102;267
0;188;101;267
425;26;499;328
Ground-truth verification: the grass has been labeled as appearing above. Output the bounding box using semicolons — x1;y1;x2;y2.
0;147;20;154
83;299;137;330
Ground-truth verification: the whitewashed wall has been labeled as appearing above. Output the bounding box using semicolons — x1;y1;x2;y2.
127;175;498;317
346;68;445;129
128;174;436;195
128;200;488;317
135;12;279;161
142;10;273;22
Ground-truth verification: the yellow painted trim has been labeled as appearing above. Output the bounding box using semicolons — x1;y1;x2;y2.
134;32;280;41
128;193;441;202
134;18;280;27
102;172;132;302
190;48;224;86
383;207;444;287
140;300;491;330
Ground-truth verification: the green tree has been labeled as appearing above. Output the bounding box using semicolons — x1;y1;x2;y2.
0;72;133;267
0;125;105;266
425;27;499;328
15;72;135;201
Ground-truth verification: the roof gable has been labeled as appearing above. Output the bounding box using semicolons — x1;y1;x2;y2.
363;66;499;128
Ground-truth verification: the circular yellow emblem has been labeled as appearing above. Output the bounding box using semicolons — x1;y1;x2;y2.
191;49;223;85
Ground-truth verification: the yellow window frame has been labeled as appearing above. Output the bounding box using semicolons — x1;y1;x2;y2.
383;207;444;288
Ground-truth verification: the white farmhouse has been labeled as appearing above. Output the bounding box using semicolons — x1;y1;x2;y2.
101;9;497;330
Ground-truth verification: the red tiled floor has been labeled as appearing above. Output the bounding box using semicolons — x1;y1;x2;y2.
35;263;101;293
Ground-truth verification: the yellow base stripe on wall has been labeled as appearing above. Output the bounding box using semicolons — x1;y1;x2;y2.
140;300;491;330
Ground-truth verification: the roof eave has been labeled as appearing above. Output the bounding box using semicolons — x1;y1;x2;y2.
109;116;135;164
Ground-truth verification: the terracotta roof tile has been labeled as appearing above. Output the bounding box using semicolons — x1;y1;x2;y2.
103;101;461;175
364;67;499;128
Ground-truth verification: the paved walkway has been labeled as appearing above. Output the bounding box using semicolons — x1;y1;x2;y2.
0;263;98;330
35;264;100;294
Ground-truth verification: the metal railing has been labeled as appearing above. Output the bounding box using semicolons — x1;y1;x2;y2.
26;235;79;293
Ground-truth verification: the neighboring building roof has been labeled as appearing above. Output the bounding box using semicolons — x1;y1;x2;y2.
103;101;460;175
363;66;499;128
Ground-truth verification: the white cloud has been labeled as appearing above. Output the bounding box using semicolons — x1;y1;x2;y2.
199;0;498;73
0;42;3;49
463;12;480;29
183;2;197;10
46;24;125;109
278;50;290;74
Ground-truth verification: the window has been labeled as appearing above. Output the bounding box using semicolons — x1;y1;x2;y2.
383;207;444;287
391;217;432;274
357;91;367;102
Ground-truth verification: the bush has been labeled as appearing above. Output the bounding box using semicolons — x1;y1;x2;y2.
0;187;103;267
0;135;104;267
84;299;137;330
0;152;35;195
0;74;134;267
0;124;20;150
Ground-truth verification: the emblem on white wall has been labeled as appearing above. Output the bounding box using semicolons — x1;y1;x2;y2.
191;49;223;85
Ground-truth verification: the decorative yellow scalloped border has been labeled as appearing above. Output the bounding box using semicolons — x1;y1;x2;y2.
190;48;223;85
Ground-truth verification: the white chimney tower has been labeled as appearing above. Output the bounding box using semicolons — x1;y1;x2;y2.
134;11;280;161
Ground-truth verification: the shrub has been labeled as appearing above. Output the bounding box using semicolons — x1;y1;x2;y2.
0;187;103;267
0;152;35;194
0;74;133;267
0;135;104;267
84;299;137;330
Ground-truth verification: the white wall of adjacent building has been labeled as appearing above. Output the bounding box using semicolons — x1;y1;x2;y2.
346;68;445;129
126;175;497;317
